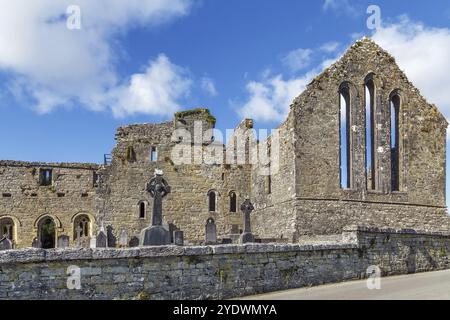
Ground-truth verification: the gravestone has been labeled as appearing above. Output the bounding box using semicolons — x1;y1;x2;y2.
90;237;97;248
0;237;12;250
140;170;171;246
173;230;184;246
240;199;255;244
205;218;217;245
119;230;128;248
32;237;41;248
57;235;69;249
169;223;178;243
129;236;139;247
106;225;116;247
96;224;108;248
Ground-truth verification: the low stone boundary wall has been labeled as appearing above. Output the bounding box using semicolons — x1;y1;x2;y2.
0;226;449;299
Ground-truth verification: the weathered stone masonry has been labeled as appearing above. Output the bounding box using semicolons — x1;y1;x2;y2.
0;161;99;248
0;37;448;248
1;227;450;300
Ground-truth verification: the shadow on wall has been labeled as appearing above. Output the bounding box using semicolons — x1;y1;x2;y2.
106;225;116;248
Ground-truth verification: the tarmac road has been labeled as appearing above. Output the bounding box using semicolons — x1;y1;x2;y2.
240;269;450;300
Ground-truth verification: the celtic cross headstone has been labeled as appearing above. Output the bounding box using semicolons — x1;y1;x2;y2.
140;169;171;246
240;198;255;244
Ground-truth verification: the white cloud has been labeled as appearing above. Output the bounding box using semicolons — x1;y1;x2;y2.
201;77;218;96
282;48;313;72
0;0;193;116
237;41;342;123
371;16;450;121
238;17;450;126
237;71;316;122
110;54;192;118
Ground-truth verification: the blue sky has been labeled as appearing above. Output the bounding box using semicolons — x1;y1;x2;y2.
1;0;450;201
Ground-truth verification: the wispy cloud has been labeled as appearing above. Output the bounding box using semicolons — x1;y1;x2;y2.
322;0;360;17
282;48;313;72
237;41;342;123
201;77;218;96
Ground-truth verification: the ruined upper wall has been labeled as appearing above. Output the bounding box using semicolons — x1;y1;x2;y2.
291;37;447;208
0;160;100;170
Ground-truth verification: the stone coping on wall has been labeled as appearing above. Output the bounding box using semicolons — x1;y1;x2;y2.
0;242;359;265
0;160;101;170
343;225;450;237
1;225;449;265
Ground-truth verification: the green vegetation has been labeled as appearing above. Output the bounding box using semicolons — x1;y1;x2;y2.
174;108;216;125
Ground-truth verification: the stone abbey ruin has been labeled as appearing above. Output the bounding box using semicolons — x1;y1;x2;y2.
0;37;448;251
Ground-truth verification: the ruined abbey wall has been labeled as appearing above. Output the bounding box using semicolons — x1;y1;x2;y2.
98;111;251;244
285;38;449;237
251;115;298;241
0;39;448;247
0;161;99;248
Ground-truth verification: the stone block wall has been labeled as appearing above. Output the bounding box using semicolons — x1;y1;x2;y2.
0;226;450;299
292;38;447;206
0;161;100;248
98;112;251;243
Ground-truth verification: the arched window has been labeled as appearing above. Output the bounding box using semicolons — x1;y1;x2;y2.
38;217;56;249
339;83;351;189
208;190;217;212
390;93;401;191
139;201;146;219
0;218;14;241
73;214;90;241
229;191;237;213
365;76;375;190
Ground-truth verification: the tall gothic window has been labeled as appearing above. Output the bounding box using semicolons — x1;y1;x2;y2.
390;94;401;191
73;214;90;240
339;84;351;189
365;77;375;190
229;191;237;213
208;190;217;212
139;201;146;219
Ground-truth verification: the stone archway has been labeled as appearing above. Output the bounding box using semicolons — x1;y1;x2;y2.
38;217;56;249
0;217;14;241
73;214;91;247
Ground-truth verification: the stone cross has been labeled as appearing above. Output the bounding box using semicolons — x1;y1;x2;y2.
76;226;82;247
146;169;171;226
240;198;255;244
140;170;172;246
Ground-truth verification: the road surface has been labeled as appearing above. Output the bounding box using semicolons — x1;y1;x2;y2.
240;269;450;300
